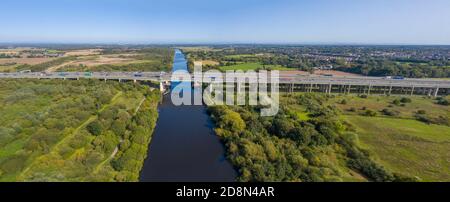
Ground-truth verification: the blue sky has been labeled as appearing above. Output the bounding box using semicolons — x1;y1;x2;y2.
1;0;450;44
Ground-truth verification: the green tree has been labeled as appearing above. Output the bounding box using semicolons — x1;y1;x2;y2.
87;120;103;136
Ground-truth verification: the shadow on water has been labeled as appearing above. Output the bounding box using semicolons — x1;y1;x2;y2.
139;49;237;182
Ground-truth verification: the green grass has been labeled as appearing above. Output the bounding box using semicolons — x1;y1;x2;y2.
223;54;256;59
345;115;450;181
219;62;294;71
327;94;450;181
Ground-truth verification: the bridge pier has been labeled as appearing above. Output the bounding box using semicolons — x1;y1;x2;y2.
328;84;332;95
434;87;439;97
237;82;242;93
160;81;165;92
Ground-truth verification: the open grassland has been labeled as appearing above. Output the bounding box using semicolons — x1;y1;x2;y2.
327;94;450;123
0;79;160;181
0;58;56;65
345;115;450;181
320;93;450;181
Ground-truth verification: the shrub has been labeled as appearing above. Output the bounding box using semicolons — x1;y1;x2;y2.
415;114;431;124
87;120;103;136
381;108;400;117
359;94;368;99
416;110;426;115
340;99;347;105
436;97;449;106
392;99;401;106
363;110;377;117
400;97;412;103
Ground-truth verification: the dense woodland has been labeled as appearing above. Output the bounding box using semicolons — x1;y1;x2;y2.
208;93;417;182
0;79;160;181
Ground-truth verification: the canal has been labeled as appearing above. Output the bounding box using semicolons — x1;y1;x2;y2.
139;49;237;182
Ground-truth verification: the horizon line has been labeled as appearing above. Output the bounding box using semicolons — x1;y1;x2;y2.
1;41;450;46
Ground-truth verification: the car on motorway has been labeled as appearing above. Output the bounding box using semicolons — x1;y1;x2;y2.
19;70;32;73
58;72;69;77
384;76;405;80
84;72;93;77
134;72;143;77
322;74;334;77
392;76;405;80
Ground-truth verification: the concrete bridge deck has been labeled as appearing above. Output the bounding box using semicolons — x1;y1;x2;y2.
1;71;449;96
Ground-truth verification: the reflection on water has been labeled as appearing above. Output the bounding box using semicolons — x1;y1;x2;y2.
139;49;236;182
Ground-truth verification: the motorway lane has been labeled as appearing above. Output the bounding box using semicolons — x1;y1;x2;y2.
1;72;450;88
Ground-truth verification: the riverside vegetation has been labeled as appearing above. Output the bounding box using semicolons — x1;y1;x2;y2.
208;93;450;182
0;79;160;181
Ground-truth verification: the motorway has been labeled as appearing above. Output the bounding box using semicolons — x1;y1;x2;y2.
0;71;450;88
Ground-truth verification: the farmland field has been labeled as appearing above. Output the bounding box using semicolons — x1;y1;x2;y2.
0;48;174;73
57;48;174;72
219;62;294;71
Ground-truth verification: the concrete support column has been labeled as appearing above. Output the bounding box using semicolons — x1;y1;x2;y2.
388;86;392;95
411;86;415;96
237;82;242;93
434;87;440;97
328;84;332;95
368;84;372;95
159;82;165;92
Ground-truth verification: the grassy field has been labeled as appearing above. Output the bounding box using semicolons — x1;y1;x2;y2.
320;94;450;181
0;79;160;181
345;115;450;181
328;94;450;122
219;62;294;71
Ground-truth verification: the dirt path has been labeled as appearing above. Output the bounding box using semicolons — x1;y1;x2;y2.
18;91;123;180
134;97;146;115
93;145;120;174
45;61;77;72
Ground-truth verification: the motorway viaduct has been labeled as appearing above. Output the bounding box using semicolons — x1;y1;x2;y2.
1;71;450;97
